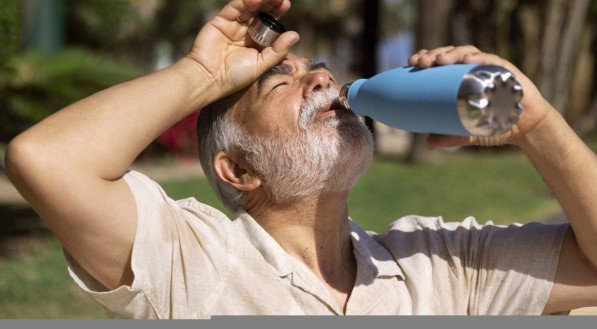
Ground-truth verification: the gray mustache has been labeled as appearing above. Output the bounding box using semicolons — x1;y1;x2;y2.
298;88;339;129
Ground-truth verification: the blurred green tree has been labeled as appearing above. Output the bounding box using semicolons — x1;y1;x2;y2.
63;0;230;69
0;0;21;66
0;49;139;143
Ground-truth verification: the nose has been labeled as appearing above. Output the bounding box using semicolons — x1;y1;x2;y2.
302;71;332;98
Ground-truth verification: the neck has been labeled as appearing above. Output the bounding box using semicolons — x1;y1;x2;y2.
247;191;357;292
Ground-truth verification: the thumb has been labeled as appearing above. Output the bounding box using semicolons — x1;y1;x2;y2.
260;31;300;68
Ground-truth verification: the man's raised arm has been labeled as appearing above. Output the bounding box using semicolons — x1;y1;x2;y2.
410;46;597;313
4;0;298;290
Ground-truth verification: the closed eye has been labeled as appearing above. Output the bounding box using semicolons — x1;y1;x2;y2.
271;82;288;92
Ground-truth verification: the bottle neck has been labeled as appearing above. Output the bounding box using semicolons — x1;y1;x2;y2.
338;82;353;110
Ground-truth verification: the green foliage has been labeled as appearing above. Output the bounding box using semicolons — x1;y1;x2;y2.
62;0;231;68
0;0;21;67
381;0;416;34
64;0;135;49
150;0;229;57
0;48;139;142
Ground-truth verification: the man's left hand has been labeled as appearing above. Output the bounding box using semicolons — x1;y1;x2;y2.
408;45;554;149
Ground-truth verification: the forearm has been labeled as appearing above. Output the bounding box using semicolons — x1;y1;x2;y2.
8;57;217;181
518;109;597;267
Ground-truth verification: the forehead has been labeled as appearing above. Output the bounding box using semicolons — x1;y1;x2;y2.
231;55;306;109
228;54;332;135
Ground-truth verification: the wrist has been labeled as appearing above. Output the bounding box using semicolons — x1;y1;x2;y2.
169;57;222;111
516;110;574;157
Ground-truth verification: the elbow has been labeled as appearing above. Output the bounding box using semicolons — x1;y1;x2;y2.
4;135;40;184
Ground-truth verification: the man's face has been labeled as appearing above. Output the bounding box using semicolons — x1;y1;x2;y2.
229;54;374;205
234;54;348;137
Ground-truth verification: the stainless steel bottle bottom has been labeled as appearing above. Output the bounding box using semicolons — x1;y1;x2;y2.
457;65;523;136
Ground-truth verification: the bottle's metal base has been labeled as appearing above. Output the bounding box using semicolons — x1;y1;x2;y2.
457;65;523;136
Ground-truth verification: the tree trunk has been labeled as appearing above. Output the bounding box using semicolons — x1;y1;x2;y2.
568;27;596;135
516;2;542;81
460;0;496;53
415;0;455;49
539;0;591;112
354;0;381;149
406;0;455;163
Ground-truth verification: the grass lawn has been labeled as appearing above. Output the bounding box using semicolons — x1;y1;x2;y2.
0;149;562;318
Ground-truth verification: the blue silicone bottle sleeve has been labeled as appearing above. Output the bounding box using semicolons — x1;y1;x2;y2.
347;64;478;136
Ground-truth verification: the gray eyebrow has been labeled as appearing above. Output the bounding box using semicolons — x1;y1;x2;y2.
256;59;330;96
257;63;293;95
307;59;328;71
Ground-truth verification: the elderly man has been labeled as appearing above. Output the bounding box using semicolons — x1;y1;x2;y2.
5;0;597;318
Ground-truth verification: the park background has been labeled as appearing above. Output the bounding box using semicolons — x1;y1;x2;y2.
0;0;596;318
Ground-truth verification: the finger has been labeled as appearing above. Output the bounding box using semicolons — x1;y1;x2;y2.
259;31;300;68
408;49;428;66
220;0;285;23
434;45;481;65
415;46;456;67
220;0;259;22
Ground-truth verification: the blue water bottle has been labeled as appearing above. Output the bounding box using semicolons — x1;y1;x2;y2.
338;64;524;136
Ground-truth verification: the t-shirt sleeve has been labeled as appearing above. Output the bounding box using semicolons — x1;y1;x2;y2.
64;170;232;319
380;215;569;315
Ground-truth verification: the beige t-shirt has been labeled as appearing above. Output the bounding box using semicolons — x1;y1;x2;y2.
65;171;568;318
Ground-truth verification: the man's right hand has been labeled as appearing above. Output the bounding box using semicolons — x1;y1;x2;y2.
188;0;299;97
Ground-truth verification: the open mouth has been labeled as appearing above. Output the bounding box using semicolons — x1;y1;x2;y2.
330;99;347;112
319;99;347;114
311;99;349;123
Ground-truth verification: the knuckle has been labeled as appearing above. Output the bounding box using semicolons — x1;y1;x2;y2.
467;45;480;52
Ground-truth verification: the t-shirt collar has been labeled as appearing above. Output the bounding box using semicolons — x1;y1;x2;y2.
236;211;404;280
236;211;294;277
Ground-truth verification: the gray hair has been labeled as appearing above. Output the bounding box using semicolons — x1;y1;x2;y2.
196;94;247;212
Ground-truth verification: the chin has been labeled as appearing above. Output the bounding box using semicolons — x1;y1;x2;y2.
321;117;374;193
246;114;374;205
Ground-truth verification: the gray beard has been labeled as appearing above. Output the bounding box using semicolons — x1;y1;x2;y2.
242;89;374;206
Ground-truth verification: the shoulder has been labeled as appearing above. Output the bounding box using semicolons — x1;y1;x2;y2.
383;215;485;232
124;170;231;222
375;214;568;260
122;170;234;255
374;215;507;259
378;215;486;248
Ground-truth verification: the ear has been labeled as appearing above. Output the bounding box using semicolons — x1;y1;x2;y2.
213;151;261;191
